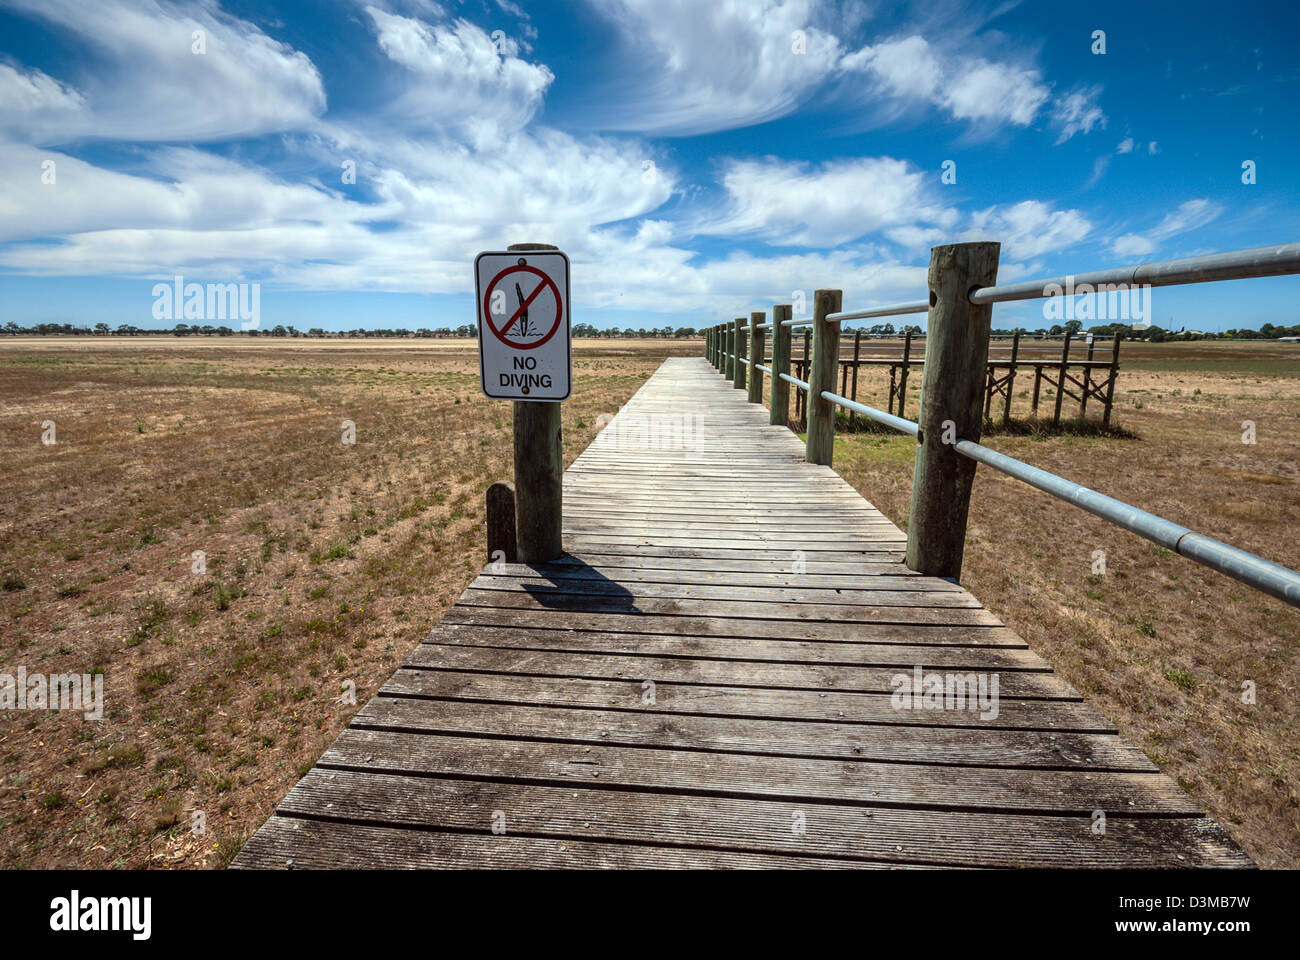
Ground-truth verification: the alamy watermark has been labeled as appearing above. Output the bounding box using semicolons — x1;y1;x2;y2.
1042;276;1152;324
890;666;1000;721
599;413;707;452
152;275;260;330
1;666;103;720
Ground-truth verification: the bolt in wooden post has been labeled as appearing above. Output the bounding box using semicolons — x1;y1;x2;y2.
1053;331;1072;427
769;304;792;427
805;289;842;466
747;312;765;404
1102;331;1121;429
732;317;747;389
507;242;563;564
486;481;517;564
1002;330;1020;425
897;329;913;419
725;322;735;379
905;242;1000;581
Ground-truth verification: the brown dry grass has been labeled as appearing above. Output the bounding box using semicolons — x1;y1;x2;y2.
0;338;691;868
829;339;1300;867
2;336;1297;868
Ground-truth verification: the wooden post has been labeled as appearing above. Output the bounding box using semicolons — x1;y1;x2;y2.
769;305;792;427
849;329;862;429
1003;330;1019;425
799;329;810;421
506;242;563;564
1080;336;1096;417
1102;332;1121;428
732;317;747;390
805;289;842;466
1031;365;1042;416
1053;331;1072;426
747;312;765;404
486;481;517;564
725;322;735;379
905;242;1000;581
897;329;913;419
717;323;726;372
706;327;713;365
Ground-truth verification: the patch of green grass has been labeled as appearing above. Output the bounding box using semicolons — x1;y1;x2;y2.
1165;668;1201;694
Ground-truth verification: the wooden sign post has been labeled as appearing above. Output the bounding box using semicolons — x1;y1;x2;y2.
476;242;569;564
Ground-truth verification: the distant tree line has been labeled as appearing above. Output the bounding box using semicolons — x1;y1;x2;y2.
1;321;704;338
3;319;1297;341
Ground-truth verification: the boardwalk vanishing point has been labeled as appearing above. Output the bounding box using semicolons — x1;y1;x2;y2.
234;357;1251;869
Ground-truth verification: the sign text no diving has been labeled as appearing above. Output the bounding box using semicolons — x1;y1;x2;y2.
475;250;572;401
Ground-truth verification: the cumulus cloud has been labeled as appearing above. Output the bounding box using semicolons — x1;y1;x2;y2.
841;35;1050;128
698;155;956;248
965;200;1091;261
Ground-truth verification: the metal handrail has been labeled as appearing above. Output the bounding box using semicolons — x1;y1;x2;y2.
827;300;929;323
815;389;1300;607
970;242;1300;305
780;372;810;392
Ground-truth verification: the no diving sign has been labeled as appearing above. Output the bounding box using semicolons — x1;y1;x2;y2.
475;250;572;401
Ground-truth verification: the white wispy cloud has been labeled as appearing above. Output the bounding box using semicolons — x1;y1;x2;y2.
0;0;325;143
582;0;839;135
1111;198;1222;258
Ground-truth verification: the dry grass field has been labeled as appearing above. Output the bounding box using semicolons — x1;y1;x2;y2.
1;335;1297;868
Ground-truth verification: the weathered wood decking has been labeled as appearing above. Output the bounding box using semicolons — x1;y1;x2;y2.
234;357;1250;869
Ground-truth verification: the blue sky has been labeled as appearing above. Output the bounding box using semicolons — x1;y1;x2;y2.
1;0;1297;332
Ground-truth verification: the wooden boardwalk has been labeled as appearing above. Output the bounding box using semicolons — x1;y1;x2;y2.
234;357;1250;869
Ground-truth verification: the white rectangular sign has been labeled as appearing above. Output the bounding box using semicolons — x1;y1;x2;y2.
475;250;571;401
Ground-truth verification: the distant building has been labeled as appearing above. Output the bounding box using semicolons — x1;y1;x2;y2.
1279;336;1300;342
1130;320;1151;331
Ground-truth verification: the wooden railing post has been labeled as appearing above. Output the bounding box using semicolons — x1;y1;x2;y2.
769;305;792;427
507;241;564;563
725;322;735;379
1053;331;1072;426
897;329;913;418
805;289;842;466
1102;332;1121;429
705;327;712;365
1081;333;1092;416
848;329;862;428
732;317;747;390
1002;330;1020;425
747;312;765;404
905;242;1000;580
716;324;725;372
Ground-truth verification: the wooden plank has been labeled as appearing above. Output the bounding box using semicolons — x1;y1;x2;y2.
316;728;1205;815
233;816;878;870
353;696;1154;771
439;605;1026;645
402;644;1078;698
379;668;1113;731
267;770;1248;868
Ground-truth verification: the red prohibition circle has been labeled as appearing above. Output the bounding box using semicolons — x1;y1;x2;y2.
482;264;563;350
